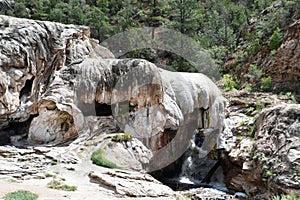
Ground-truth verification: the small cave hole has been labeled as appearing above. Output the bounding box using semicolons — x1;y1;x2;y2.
19;77;34;99
95;101;112;116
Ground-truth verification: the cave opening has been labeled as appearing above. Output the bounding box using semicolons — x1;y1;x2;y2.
0;114;38;146
95;101;112;116
77;100;112;116
19;77;34;99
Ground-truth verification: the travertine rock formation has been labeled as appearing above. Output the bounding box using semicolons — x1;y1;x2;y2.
0;15;114;145
0;15;225;173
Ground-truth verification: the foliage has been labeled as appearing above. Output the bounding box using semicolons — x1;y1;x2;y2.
2;0;298;90
244;64;263;88
47;180;77;191
222;74;237;91
272;194;300;200
286;92;298;104
91;149;122;169
248;125;256;138
269;27;283;51
260;76;273;91
111;132;133;143
4;190;38;200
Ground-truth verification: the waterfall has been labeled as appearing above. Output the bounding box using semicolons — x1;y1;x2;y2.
179;128;227;191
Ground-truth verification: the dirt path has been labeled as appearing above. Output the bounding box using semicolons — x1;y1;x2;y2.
0;160;176;200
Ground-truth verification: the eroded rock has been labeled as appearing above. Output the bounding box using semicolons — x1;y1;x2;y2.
89;170;173;197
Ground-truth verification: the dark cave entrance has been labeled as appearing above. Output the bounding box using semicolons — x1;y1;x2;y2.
78;100;112;116
95;102;112;116
19;77;34;99
0;114;38;146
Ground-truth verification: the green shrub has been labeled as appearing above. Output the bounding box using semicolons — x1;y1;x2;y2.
272;194;300;200
260;76;272;91
286;92;298;104
269;27;283;51
222;74;237;91
247;38;262;55
91;149;122;169
47;180;77;191
4;190;38;200
248;124;256;138
112;132;133;143
248;64;262;79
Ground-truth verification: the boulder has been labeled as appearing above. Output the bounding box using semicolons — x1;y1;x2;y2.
89;170;173;197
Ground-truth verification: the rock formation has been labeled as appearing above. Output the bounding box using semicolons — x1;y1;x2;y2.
222;90;300;199
0;14;226;175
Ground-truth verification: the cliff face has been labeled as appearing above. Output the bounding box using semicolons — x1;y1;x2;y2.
260;19;300;94
223;2;300;97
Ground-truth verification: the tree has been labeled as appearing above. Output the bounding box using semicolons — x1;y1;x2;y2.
86;6;112;41
167;0;204;36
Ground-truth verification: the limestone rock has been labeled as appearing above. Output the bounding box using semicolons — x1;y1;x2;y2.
0;15;226;175
0;15;114;143
91;134;153;171
89;170;173;197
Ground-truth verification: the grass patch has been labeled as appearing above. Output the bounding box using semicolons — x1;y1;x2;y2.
47;180;77;191
4;190;38;200
91;149;122;169
45;173;54;178
272;194;300;200
50;161;58;165
111;132;133;143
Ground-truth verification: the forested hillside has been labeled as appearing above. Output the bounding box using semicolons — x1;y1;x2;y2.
1;0;299;95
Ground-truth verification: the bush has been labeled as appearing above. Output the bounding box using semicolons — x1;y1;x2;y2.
272;194;300;200
269;27;283;51
222;74;237;91
91;149;122;169
247;38;262;55
260;76;272;91
4;190;38;200
111;132;133;143
47;180;77;191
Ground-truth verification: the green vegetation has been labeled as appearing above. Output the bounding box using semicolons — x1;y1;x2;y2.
111;132;133;143
47;180;77;191
269;27;283;51
1;0;299;92
286;92;298;104
50;161;58;165
4;190;38;200
272;194;300;200
222;74;237;91
248;125;256;138
45;173;53;177
260;76;273;91
91;149;122;169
